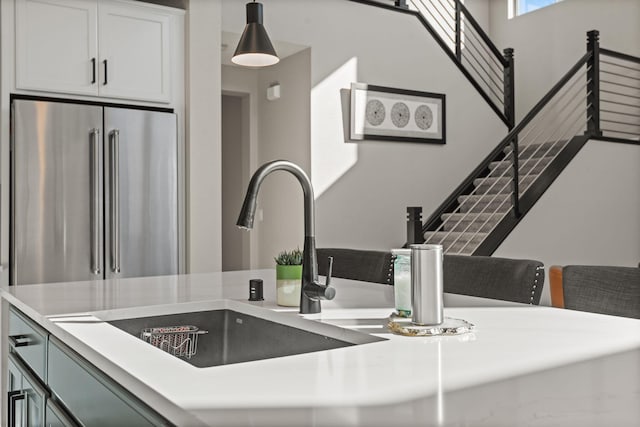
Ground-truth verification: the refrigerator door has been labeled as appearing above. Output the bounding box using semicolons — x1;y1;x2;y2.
104;107;178;279
11;100;104;285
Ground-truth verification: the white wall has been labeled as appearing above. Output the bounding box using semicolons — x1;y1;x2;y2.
186;0;222;273
254;49;312;268
489;0;640;119
494;140;640;305
222;50;312;269
486;0;640;306
464;0;491;31
221;0;507;255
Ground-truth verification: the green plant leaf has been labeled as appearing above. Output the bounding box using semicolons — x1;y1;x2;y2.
274;248;303;265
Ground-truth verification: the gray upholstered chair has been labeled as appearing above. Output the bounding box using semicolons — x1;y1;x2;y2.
316;248;394;285
443;255;545;304
550;265;640;319
317;249;544;305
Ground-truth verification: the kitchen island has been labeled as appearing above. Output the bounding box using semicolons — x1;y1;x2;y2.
2;270;640;426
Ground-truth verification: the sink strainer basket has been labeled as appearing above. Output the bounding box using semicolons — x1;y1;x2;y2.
141;325;208;359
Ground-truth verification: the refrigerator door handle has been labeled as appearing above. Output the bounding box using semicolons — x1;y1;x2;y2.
110;129;121;274
91;128;101;275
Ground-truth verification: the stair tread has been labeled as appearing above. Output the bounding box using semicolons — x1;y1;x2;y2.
442;212;503;221
424;231;488;241
474;174;539;183
504;141;565;152
490;155;555;168
459;193;510;201
504;140;566;149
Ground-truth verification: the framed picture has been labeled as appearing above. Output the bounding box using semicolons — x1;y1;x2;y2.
350;83;446;144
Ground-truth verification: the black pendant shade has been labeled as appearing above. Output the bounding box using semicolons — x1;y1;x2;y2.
232;2;279;67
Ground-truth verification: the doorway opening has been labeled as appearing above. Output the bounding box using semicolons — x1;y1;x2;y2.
221;93;251;271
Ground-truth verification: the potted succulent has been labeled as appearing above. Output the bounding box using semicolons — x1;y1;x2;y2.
275;248;303;307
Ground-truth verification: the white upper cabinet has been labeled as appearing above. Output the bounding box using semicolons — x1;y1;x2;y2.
16;0;99;96
98;1;171;102
15;0;176;103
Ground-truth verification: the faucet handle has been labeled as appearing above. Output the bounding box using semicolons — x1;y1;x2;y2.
304;256;336;301
325;256;334;288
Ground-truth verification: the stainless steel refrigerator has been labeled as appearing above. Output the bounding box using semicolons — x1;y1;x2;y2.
11;99;179;285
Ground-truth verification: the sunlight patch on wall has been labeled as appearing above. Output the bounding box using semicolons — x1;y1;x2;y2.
311;56;358;197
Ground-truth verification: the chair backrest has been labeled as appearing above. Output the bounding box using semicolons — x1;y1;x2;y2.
443;255;545;304
549;265;565;308
551;265;640;319
316;248;394;285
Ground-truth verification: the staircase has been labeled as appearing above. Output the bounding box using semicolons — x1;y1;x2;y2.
418;31;640;254
350;1;640;255
423;141;564;255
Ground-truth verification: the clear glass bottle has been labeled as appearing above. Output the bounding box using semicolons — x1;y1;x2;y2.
391;249;412;317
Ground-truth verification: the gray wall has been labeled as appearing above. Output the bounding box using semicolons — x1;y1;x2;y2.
221;66;260;268
494;140;640;305
255;49;312;268
222;49;312;269
464;0;491;31
187;0;222;273
486;0;640;305
221;0;507;258
221;95;249;271
488;0;640;119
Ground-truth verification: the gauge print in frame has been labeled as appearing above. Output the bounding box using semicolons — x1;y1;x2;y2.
349;83;445;144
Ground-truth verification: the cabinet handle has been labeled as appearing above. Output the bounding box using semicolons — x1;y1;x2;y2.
8;334;33;348
103;59;108;85
110;129;120;274
91;128;101;276
91;58;96;84
8;390;25;427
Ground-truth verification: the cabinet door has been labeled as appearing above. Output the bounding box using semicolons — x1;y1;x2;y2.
46;400;78;427
98;1;171;103
15;0;99;96
7;352;47;427
7;356;25;427
8;307;48;380
48;337;169;426
22;370;46;427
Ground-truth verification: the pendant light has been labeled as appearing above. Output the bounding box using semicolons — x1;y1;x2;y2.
232;1;279;67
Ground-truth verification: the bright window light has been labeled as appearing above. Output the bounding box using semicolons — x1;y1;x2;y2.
514;0;563;16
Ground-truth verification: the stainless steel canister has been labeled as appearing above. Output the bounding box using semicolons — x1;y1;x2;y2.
409;244;444;325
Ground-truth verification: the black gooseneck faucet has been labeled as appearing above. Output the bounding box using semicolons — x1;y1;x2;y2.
236;160;335;314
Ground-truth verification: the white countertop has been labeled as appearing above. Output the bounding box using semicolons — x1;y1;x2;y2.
3;270;640;426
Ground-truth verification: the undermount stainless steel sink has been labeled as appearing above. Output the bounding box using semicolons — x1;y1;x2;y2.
104;300;385;368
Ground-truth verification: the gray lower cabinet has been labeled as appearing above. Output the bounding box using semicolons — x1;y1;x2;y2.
8;308;48;383
45;400;78;427
7;306;170;427
7;353;47;427
48;337;169;426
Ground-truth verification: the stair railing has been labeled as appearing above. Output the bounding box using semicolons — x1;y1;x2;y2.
598;47;640;142
349;0;515;128
420;51;589;253
409;0;516;127
418;30;640;254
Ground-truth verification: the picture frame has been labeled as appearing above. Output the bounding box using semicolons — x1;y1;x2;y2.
349;83;446;144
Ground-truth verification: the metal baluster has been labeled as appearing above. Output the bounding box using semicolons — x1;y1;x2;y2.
504;48;516;129
586;30;602;137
